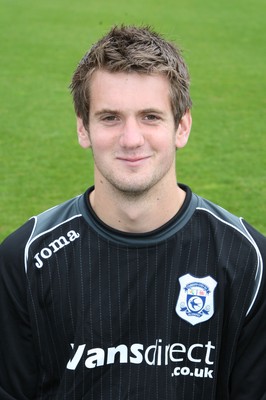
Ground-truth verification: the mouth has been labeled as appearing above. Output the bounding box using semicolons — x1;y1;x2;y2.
117;156;151;165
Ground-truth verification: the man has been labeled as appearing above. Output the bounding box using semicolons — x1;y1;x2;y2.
0;25;265;400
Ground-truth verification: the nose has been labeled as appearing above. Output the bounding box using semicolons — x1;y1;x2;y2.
119;117;145;148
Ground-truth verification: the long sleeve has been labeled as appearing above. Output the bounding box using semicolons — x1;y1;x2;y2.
0;220;39;400
229;223;266;399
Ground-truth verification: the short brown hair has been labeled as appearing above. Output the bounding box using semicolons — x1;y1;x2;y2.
70;25;192;127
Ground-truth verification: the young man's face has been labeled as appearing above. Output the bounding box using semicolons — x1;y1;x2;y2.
78;70;191;196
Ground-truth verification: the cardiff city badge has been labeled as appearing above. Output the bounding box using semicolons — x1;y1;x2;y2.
176;274;217;325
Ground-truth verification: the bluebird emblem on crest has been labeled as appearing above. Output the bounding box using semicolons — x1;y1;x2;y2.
176;274;217;325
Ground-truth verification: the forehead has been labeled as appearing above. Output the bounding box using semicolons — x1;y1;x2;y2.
89;70;172;111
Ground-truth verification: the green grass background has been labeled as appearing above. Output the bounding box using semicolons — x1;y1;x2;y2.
1;0;265;241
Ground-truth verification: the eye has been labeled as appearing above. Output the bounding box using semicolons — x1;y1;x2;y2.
102;115;119;122
99;114;121;125
146;114;157;120
143;114;161;122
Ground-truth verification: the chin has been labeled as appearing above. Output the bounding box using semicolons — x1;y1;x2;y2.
111;179;159;197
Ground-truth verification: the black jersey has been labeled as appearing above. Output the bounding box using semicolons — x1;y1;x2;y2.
0;185;265;400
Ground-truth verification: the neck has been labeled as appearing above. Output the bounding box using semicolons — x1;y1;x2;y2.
89;181;186;233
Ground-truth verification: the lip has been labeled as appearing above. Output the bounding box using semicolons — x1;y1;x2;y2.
117;156;151;164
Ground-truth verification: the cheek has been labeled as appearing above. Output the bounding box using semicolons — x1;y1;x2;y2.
156;132;177;152
89;132;117;156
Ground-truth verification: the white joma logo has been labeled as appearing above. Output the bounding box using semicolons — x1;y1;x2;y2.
34;230;80;268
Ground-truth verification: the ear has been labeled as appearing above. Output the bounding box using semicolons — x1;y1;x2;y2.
175;110;192;149
77;117;91;148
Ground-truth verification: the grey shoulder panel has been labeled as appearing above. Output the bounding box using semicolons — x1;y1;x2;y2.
24;196;82;271
31;195;82;239
195;195;245;232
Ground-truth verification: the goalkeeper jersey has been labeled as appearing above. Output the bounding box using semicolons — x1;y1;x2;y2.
0;185;265;400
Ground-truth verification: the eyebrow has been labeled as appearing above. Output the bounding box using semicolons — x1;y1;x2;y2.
93;109;120;117
140;108;165;115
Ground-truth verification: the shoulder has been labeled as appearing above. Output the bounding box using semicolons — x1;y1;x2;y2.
0;219;35;267
193;193;266;269
0;194;84;270
29;194;83;241
194;193;265;245
193;193;265;315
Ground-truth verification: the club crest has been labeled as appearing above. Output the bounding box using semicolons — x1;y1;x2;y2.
176;274;217;325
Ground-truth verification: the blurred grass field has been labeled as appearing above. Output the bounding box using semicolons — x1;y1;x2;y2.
0;0;265;241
